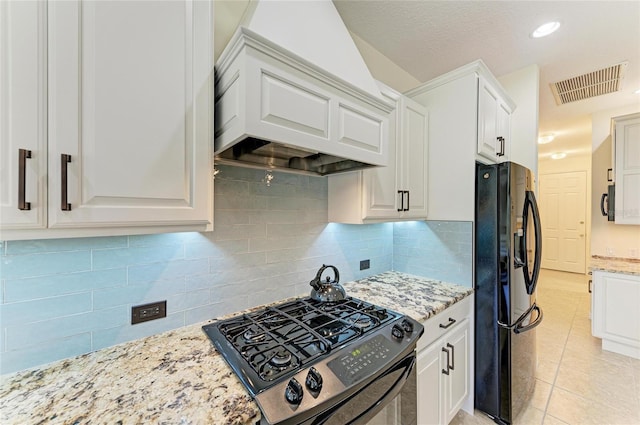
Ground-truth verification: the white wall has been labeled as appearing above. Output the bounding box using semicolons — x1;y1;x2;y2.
591;106;640;258
498;65;540;177
349;32;421;93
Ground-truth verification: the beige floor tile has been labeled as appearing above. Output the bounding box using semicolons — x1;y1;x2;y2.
513;405;544;425
554;361;638;408
536;358;559;384
542;414;570;425
530;380;552;411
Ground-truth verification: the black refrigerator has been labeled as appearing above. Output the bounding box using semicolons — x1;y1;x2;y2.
475;161;543;424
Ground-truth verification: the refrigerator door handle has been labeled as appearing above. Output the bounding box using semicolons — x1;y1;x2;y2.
514;304;543;334
497;301;542;332
522;190;542;295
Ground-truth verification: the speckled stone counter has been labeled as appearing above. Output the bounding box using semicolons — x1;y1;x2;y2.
344;271;474;323
0;271;472;424
590;255;640;276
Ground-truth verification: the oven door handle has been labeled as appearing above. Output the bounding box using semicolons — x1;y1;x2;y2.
312;354;416;425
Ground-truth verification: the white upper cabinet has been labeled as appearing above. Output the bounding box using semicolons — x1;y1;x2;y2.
612;113;640;224
0;0;214;240
406;60;516;221
328;83;428;223
0;1;48;230
477;75;512;163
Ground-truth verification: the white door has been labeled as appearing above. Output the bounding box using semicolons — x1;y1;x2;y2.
539;171;587;273
477;76;499;162
47;0;212;228
416;341;443;425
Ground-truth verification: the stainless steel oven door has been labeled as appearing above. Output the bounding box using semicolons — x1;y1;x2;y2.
306;353;416;425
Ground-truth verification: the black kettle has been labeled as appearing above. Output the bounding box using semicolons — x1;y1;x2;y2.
309;264;346;302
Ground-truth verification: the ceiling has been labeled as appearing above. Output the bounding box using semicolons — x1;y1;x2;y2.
334;1;640;159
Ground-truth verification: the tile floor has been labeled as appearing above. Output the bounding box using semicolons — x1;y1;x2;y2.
452;268;640;425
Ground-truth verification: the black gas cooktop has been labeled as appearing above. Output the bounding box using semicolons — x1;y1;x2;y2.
202;296;400;395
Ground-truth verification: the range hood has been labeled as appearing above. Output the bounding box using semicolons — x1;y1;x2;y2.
213;0;394;176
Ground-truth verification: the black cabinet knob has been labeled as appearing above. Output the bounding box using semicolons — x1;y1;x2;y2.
305;367;323;392
391;324;405;340
285;377;303;405
401;318;414;333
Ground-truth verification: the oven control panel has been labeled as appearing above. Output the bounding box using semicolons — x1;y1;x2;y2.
328;334;394;386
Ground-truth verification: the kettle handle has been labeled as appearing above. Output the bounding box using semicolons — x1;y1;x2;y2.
310;264;340;289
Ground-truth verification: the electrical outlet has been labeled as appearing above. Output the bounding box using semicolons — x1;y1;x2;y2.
131;301;167;325
360;259;370;270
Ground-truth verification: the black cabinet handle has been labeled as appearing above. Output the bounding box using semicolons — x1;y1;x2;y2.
404;191;409;211
18;149;32;210
497;136;505;157
441;346;451;375
607;168;613;182
61;154;72;211
439;317;456;329
397;190;403;212
447;342;455;371
588;279;592;294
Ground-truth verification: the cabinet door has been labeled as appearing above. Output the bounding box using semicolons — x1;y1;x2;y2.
363;101;401;219
496;101;510;162
614;114;640;224
443;319;470;424
400;97;428;219
0;1;47;230
417;341;443;425
477;77;499;162
47;1;212;228
592;272;640;347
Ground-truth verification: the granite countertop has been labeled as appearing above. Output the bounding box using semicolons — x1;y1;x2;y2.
590;255;640;276
0;271;472;425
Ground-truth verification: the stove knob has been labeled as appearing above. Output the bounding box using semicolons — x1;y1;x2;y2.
285;377;303;405
401;318;414;333
391;324;405;340
305;367;323;392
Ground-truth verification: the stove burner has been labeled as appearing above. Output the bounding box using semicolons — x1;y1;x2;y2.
352;315;373;329
270;349;292;368
243;329;266;343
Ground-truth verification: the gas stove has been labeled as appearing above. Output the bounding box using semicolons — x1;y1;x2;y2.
203;296;423;425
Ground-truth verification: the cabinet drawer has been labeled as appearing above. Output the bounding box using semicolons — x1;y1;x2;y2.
417;295;473;352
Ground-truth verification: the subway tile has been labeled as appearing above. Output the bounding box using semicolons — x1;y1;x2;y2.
0;333;92;375
207;294;249;314
0;293;92;326
128;259;209;284
185;238;247;259
213;193;267;210
210;251;266;270
185;274;217;292
166;289;211;313
5;306;128;350
4;268;126;303
0;251;92;279
93;279;186;310
209;223;266;241
4;236;127;255
184;303;226;325
129;232;205;247
92;244;185;270
92;313;185;351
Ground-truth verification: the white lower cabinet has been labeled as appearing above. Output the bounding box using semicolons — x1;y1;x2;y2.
416;295;473;425
592;270;640;359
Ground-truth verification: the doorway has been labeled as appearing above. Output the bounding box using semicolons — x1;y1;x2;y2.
539;171;587;273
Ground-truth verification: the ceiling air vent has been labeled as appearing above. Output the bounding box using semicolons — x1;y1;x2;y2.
550;62;628;105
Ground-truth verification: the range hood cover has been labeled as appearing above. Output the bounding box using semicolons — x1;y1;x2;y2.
213;0;392;176
241;0;381;99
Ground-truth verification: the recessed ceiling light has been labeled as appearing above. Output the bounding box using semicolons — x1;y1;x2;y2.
532;21;561;38
538;134;555;144
551;152;567;160
634;88;640;95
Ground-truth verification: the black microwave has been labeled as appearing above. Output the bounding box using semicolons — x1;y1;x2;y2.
600;184;615;221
